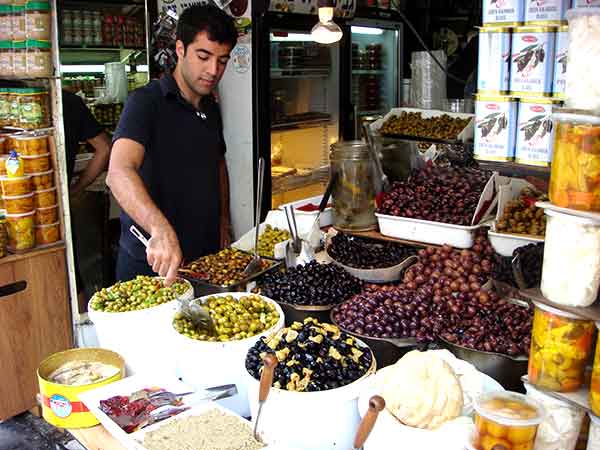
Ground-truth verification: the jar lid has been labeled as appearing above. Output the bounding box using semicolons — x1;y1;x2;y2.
25;1;50;11
19;87;47;94
533;301;585;321
552;108;600;125
26;39;51;49
12;41;26;50
0;40;11;49
0;5;10;12
11;4;25;12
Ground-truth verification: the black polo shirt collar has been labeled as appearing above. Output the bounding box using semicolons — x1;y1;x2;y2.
159;72;212;113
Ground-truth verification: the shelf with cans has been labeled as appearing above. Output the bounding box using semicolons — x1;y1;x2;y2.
352;42;385;116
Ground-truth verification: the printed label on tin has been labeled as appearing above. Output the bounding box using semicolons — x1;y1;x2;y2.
510;32;555;94
475;100;517;159
516;103;554;163
552;31;568;96
49;394;72;418
525;0;568;22
572;0;600;8
483;0;524;23
478;30;511;93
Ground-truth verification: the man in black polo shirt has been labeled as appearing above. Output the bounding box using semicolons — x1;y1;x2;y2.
107;4;237;283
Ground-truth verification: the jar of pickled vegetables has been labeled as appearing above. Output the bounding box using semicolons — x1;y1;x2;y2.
549;110;600;212
0;217;7;258
529;302;595;392
33;203;56;225
7;88;20;126
11;4;25;40
0;174;31;195
0;88;10;126
15;133;47;155
590;324;600;416
21;152;49;173
25;1;50;41
3;192;33;214
32;186;55;208
6;210;34;251
0;40;11;76
18;87;49;128
34;221;58;245
11;40;25;77
25;39;51;77
29;169;52;189
472;391;544;450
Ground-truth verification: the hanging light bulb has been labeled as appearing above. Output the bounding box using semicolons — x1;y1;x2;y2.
311;1;343;44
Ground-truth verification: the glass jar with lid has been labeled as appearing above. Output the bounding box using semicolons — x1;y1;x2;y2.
11;40;25;77
0;40;11;76
11;4;26;40
8;87;20;126
330;140;381;231
25;39;51;77
18;87;49;128
25;1;50;40
0;88;10;126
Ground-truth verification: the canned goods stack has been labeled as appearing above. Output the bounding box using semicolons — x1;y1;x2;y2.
475;0;570;166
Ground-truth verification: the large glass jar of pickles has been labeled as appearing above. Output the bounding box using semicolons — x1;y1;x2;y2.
528;302;595;392
18;87;49;128
472;391;544;450
549;110;600;212
590;324;600;416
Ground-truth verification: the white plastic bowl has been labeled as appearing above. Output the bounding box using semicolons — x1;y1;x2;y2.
171;292;285;418
487;230;544;257
88;278;193;377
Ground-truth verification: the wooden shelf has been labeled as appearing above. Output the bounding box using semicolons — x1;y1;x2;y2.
0;244;65;265
520;287;600;322
477;160;551;179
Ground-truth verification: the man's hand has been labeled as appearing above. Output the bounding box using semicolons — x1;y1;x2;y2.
220;218;231;249
146;224;182;286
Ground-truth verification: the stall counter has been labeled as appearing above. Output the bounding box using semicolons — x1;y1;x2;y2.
68;426;125;450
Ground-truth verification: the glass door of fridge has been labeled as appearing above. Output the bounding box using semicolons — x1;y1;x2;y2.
269;31;340;209
351;25;399;117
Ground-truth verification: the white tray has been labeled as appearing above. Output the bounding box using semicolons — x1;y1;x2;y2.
278;194;333;228
370;107;475;143
376;213;481;249
78;374;273;450
488;230;544;257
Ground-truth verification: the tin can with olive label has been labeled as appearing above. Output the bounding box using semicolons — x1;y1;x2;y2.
552;25;568;99
477;27;511;94
525;0;569;24
482;0;524;25
474;94;518;161
510;26;556;97
515;98;561;166
572;0;600;8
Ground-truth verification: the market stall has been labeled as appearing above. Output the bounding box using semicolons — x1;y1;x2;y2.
27;1;600;450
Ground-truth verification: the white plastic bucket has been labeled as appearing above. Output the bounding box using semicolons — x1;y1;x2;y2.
171;292;285;418
245;341;375;450
87;278;193;377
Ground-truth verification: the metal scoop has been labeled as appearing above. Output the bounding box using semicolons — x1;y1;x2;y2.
243;157;265;277
253;354;278;440
362;123;390;193
178;297;217;336
352;395;386;450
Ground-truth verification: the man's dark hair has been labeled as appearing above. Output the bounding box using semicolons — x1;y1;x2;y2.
176;3;238;52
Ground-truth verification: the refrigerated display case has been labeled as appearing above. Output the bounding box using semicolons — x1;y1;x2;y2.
350;22;402;117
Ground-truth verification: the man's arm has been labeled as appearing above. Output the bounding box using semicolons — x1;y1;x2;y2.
106;138;182;284
70;131;112;196
219;156;231;248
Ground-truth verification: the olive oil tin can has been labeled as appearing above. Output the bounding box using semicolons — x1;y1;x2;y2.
474;94;518;161
525;0;569;24
483;0;524;25
515;98;561;166
552;25;568;99
572;0;600;8
510;26;556;97
478;27;512;94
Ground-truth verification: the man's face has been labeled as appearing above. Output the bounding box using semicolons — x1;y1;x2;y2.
176;31;233;97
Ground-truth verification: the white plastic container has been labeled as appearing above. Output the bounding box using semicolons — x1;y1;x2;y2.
376;213;480;249
524;383;584;450
245;342;375;450
87;278;193;377
565;9;600;114
172;292;285;418
488;230;544;257
510;26;556;97
515;98;560;166
477;27;511;94
552;25;568;99
482;0;524;25
474;94;518;161
525;0;569;24
540;207;600;307
279;194;333;228
589;413;600;450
